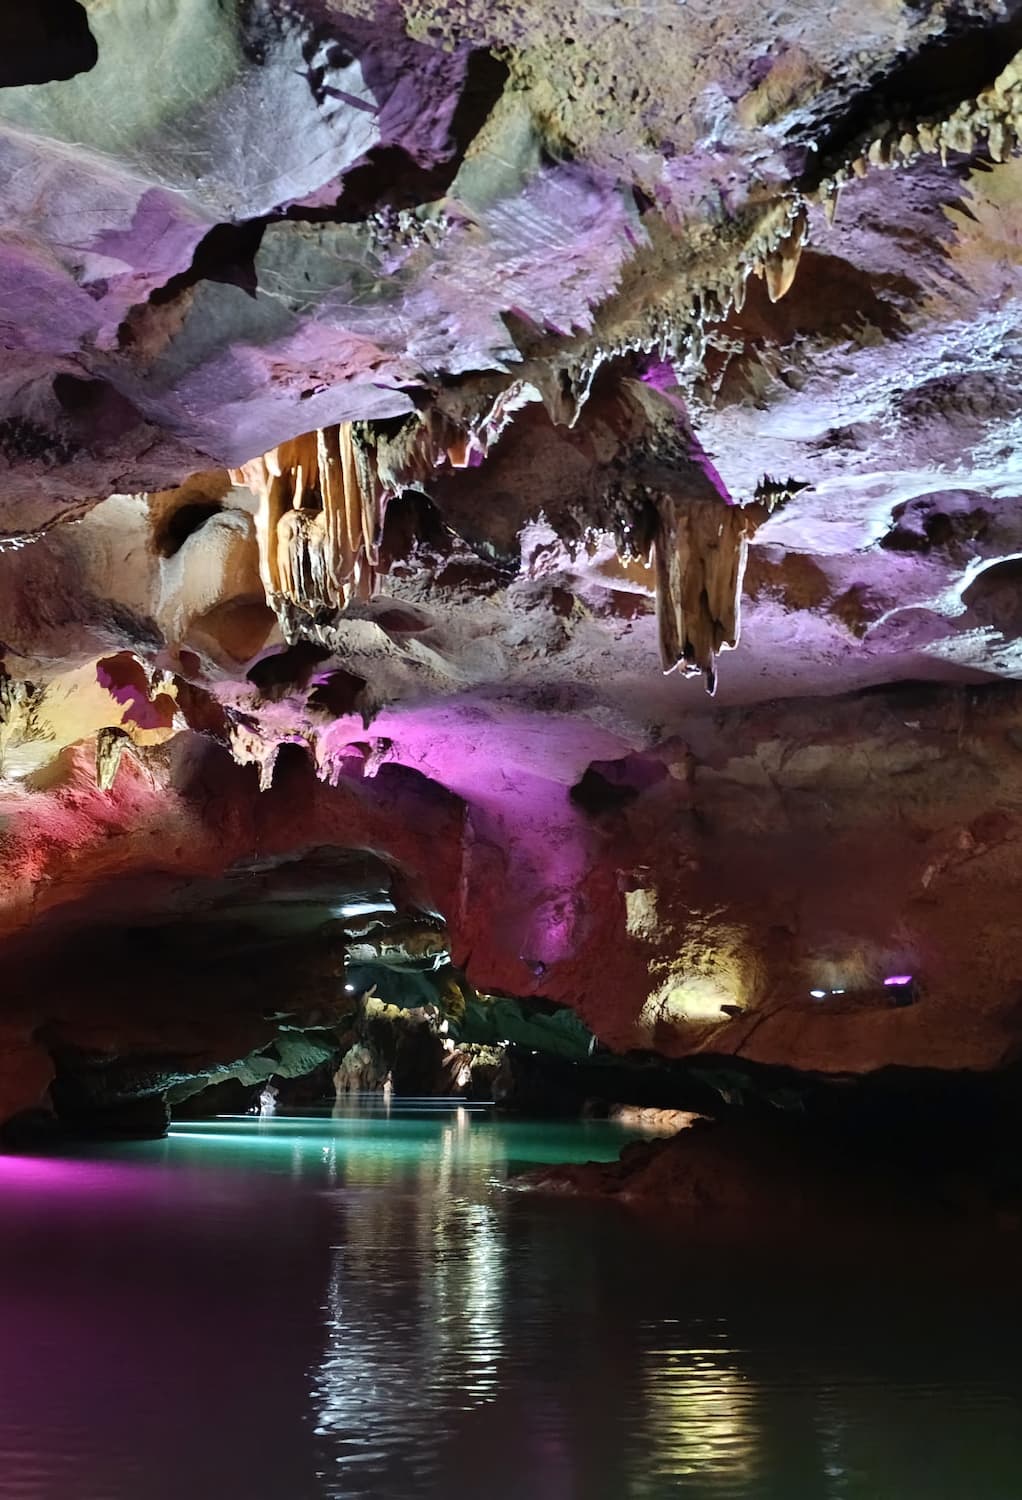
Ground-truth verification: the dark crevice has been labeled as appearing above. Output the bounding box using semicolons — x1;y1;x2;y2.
116;47;506;344
306;668;368;719
378;491;453;567
807;2;1022;180
154;501;225;559
570;755;669;817
52;374;146;447
149;220;267;309
301;49;509;223
0;1;97;87
570;767;640;815
247;642;332;701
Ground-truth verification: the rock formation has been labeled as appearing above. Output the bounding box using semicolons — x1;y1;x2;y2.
4;1;1022;1140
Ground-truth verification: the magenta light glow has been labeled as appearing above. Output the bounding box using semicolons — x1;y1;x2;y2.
883;974;913;987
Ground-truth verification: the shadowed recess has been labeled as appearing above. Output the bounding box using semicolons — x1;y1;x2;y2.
0;2;97;87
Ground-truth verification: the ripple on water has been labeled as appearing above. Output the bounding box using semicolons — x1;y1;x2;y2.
1;1107;1021;1500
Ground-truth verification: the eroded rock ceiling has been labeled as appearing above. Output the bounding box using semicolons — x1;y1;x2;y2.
4;0;1022;1128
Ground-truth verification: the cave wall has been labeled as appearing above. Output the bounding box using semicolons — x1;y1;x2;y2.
3;671;1022;1130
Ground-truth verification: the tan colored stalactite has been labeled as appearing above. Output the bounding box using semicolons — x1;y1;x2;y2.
232;415;477;621
371;407;475;492
652;498;753;694
95;726;131;792
231;425;381;616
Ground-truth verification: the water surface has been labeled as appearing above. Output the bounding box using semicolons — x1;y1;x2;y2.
0;1101;1020;1499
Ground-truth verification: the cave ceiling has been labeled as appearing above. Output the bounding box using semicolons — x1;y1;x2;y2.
2;1;1022;705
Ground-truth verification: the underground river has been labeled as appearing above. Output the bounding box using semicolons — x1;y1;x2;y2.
1;1101;1021;1499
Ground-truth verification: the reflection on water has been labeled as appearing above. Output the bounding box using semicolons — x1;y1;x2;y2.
314;1109;510;1492
0;1101;1021;1500
630;1334;758;1496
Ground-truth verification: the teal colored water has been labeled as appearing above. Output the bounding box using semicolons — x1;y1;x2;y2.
0;1101;1021;1499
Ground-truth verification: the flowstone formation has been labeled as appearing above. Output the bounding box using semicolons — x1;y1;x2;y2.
5;1;1022;1136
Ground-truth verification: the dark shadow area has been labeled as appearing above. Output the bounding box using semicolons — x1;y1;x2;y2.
809;1;1022;176
0;1;97;87
570;754;669;816
306;668;368;719
298;49;509;223
147;219;267;308
153;500;225;558
247;641;331;700
52;374;146;448
962;556;1022;636
497;1042;1022;1211
377;489;450;567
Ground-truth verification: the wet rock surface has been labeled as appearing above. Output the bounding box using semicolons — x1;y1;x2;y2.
523;1112;1022;1235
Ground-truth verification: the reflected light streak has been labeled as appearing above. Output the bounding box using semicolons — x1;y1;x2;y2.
628;1335;761;1495
311;1114;508;1487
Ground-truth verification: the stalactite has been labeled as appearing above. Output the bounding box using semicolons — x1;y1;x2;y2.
235;388;774;696
651;497;752;695
95;726;131;791
366;410;470;495
232;416;476;624
231;425;382;618
605;370;793;695
647;486;783;694
763;205;807;304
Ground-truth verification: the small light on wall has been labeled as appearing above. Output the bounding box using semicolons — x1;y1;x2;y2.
884;974;913;987
331;899;397;918
809;989;827;999
832;989;845;994
344;983;356;993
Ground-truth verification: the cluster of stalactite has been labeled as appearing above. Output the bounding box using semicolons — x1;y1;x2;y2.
231;396;771;692
609;484;771;694
231;426;381;615
231;413;475;623
599;372;772;695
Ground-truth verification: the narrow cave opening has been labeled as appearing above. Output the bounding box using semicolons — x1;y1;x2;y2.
246;642;331;700
144;219;267;311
